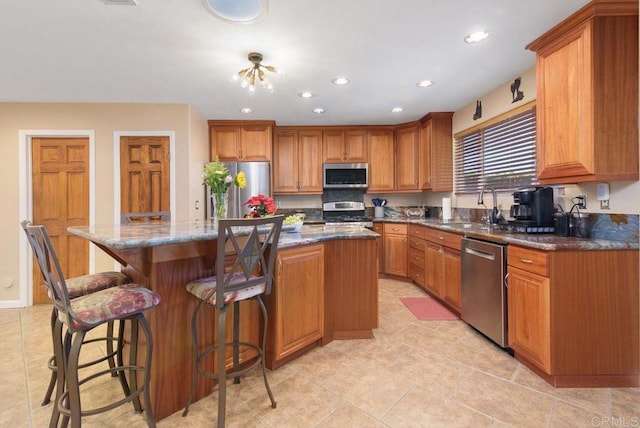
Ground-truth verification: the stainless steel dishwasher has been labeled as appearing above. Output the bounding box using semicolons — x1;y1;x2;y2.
461;237;508;347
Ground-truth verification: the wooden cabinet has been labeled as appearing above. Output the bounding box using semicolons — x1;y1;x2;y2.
383;223;407;276
526;1;638;183
273;130;323;194
395;124;420;191
367;129;395;193
408;224;462;313
508;260;551;372
209;120;273;162
323;130;367;163
373;222;384;273
506;244;639;387
265;244;324;368
419;112;454;191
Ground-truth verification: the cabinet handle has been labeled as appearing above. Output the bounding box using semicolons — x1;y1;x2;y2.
439;236;444;240
438;249;443;257
519;258;533;264
504;272;510;288
278;259;283;276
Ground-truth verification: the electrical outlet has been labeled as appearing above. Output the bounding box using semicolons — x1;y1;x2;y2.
575;195;587;209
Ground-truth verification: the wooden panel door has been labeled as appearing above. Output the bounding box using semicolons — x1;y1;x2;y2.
323;131;345;163
273;131;299;193
424;242;441;297
344;130;368;162
442;248;461;312
395;126;419;191
367;130;395;192
241;124;272;161
120;136;170;217
210;126;241;161
298;131;323;193
419;120;432;189
507;266;551;372
32;137;89;304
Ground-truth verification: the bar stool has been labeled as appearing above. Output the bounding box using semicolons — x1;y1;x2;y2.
22;221;161;427
21;221;131;406
182;216;283;427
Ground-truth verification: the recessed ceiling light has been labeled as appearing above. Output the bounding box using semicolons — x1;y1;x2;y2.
332;77;350;85
298;91;314;98
239;107;253;114
416;80;435;88
391;107;404;113
202;0;268;24
465;30;490;44
312;108;326;114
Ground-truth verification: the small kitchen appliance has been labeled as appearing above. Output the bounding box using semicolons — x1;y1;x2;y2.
509;186;555;233
322;201;373;228
323;163;368;189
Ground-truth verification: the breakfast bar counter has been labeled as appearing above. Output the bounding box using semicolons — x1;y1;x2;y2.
68;221;379;421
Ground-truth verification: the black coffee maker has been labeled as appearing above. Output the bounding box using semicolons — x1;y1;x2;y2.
510;187;555;232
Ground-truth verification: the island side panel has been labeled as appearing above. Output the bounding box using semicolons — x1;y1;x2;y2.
323;238;379;344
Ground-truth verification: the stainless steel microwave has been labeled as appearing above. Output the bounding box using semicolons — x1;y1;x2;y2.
323;163;368;189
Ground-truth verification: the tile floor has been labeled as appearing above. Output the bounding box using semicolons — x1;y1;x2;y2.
3;277;639;427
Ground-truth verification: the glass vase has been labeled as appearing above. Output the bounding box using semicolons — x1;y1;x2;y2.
212;191;229;222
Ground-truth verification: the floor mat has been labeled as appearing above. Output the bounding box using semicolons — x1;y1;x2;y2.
400;297;460;321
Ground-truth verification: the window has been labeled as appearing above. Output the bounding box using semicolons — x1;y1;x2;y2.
454;105;537;194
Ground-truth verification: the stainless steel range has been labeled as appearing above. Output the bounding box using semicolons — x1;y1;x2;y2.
322;201;373;228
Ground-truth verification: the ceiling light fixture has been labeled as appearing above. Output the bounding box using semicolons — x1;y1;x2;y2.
239;107;253;114
332;77;350;85
465;30;490;44
298;91;314;98
312;108;326;114
416;80;435;88
391;107;404;113
232;52;278;94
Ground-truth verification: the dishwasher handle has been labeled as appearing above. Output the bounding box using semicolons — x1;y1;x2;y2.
464;246;496;261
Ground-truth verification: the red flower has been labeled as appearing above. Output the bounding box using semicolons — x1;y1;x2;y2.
244;194;276;217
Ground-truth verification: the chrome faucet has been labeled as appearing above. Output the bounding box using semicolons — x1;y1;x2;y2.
478;187;501;224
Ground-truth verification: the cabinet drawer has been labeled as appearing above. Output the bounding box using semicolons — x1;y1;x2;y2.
408;262;425;286
408;247;425;268
423;227;463;250
384;223;407;235
408;236;426;252
508;245;549;277
408;224;427;239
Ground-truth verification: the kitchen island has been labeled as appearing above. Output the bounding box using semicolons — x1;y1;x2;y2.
68;221;379;421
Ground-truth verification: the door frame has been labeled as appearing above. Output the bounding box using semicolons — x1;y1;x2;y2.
17;130;96;308
113;131;176;223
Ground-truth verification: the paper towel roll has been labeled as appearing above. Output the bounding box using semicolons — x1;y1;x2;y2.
442;197;452;220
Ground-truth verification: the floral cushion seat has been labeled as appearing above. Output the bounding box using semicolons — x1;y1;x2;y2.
66;271;131;299
186;272;266;306
64;284;161;330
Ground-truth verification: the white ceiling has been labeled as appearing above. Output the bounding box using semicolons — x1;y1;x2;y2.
1;0;590;126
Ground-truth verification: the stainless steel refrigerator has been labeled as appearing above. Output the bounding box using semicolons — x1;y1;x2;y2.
205;161;271;219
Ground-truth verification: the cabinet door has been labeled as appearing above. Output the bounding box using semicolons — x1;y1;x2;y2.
383;233;407;276
274;245;324;360
211;126;241;161
322;131;346;163
241;124;272;161
395;126;419;191
442;248;461;312
344;130;368;162
373;223;384;273
419;120;432;189
273;131;299;193
507;266;551;372
368;130;395;192
537;23;593;180
298;131;323;193
424;242;442;297
428;114;454;191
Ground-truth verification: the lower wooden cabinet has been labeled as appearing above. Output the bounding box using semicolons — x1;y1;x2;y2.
373;223;384;273
264;244;324;368
383;223;407;276
442;248;461;312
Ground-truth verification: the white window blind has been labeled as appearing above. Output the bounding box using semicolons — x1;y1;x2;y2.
454;106;537;193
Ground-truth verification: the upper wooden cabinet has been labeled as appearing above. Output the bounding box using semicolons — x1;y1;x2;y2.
209;120;274;162
419;112;454;191
273;129;323;194
323;130;368;163
526;0;638;183
367;129;395;193
395;124;420;191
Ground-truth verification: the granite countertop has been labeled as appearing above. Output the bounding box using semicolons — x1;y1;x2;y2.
373;217;639;251
68;221;377;250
